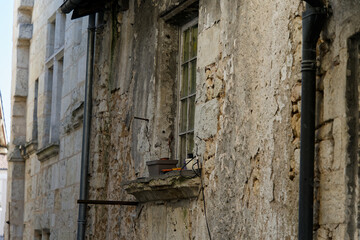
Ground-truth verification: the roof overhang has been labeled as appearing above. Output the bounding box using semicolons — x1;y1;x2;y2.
61;0;128;19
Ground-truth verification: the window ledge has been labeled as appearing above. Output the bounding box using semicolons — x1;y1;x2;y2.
36;143;59;162
25;141;38;156
123;170;201;202
45;46;64;66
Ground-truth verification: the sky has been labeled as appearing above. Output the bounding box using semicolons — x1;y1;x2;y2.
0;1;13;141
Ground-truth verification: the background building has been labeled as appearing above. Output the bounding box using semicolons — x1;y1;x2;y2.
7;0;360;239
0;92;8;240
6;0;87;239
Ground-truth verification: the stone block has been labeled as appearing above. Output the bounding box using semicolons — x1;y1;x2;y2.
51;213;56;228
10;162;25;179
16;46;30;68
293;148;300;172
45;191;55;210
315;121;333;141
197;24;221;68
18;0;34;10
166;206;190;239
74;129;82;154
58;160;66;188
17;10;32;24
66;155;80;186
332;224;347;240
61;187;75;211
17;23;33;41
60;94;71;121
64;134;75;158
31;174;37;199
316;227;329;240
315;91;324;128
50;163;59;190
12;101;27;118
9;201;24;224
76;54;87;85
200;0;221;30
195;98;219;139
323;64;346;121
291;83;301;102
332;117;347;171
291;113;301;138
146;204;167;240
12;225;24;238
318;171;346;225
318;140;334;173
13;68;28;97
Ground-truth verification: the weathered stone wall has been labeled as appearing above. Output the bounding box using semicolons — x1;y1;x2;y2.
314;1;360;239
7;0;360;239
194;1;304;239
86;0;309;239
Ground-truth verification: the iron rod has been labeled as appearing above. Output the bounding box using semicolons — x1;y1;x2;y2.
77;200;139;206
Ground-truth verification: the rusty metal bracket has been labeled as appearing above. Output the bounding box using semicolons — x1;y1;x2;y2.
77;200;139;206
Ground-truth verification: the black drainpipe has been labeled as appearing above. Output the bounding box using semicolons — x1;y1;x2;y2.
298;1;326;240
77;13;96;240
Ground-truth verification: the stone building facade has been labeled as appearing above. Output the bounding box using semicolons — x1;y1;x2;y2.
7;0;88;239
7;0;360;239
0;92;8;240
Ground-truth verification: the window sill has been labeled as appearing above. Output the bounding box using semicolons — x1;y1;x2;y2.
45;46;64;66
25;141;38;155
123;170;201;202
36;143;59;162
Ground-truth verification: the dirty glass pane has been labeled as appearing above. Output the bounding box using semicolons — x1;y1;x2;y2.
187;133;194;156
191;25;198;58
183;29;190;62
190;60;196;94
180;135;186;161
188;96;195;131
180;99;188;133
181;64;189;97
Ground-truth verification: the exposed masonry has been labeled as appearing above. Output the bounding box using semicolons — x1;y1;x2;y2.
87;0;303;239
7;0;360;239
83;0;360;239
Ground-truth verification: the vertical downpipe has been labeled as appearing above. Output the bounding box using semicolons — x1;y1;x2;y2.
77;13;96;240
298;2;326;240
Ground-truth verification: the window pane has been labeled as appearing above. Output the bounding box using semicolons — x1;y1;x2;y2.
183;29;190;61
191;25;198;58
180;99;188;133
187;132;194;156
190;60;196;94
188;96;195;131
180;135;187;161
181;64;188;97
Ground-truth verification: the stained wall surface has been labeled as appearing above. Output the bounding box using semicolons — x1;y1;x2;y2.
7;0;360;239
85;0;360;239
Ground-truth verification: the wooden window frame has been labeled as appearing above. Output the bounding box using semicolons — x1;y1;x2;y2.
177;18;198;163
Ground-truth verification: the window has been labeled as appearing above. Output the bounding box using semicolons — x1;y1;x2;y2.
178;19;198;162
42;11;65;147
34;230;42;240
46;11;65;59
34;229;50;240
43;229;50;240
158;0;199;164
